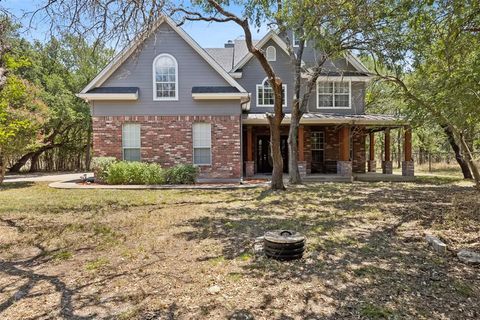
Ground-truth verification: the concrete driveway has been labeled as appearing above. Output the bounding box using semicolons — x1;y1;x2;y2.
4;172;93;183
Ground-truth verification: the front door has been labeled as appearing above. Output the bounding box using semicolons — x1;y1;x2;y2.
256;135;288;173
311;131;325;173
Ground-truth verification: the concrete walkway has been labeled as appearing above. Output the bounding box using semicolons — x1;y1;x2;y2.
4;172;93;183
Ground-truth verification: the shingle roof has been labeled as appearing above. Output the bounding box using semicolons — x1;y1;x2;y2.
86;87;139;94
205;48;234;71
205;39;259;71
192;86;240;93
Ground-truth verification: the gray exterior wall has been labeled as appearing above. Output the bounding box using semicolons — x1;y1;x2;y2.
91;23;241;116
237;38;366;115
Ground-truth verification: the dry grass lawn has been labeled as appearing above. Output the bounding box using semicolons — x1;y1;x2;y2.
0;175;479;319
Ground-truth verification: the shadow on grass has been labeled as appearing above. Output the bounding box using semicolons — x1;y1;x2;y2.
175;182;479;319
0;182;35;190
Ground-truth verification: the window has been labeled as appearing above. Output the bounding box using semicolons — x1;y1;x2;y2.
153;53;178;100
266;46;276;61
256;78;287;107
122;124;141;161
193;123;211;165
311;131;325;164
317;81;351;109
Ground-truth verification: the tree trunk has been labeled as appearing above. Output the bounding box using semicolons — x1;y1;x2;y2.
29;152;42;172
459;135;480;189
9;144;61;173
288;104;301;184
267;80;285;190
442;125;473;179
9;152;35;173
0;152;6;184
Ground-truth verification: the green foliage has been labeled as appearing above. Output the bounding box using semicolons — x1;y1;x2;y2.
105;161;164;185
1;22;114;174
94;159;198;185
163;164;198;185
91;157;116;182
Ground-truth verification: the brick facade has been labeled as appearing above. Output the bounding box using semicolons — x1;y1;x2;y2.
92;115;241;179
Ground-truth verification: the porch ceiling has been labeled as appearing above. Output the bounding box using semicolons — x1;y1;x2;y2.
242;113;407;127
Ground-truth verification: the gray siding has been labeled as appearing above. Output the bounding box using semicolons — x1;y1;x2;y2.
238;38;365;115
92;23;240;116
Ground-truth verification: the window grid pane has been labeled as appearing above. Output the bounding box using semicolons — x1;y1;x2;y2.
123;148;141;161
257;83;286;106
122;124;140;148
193;148;211;165
155;55;177;99
318;81;350;108
193;123;211;165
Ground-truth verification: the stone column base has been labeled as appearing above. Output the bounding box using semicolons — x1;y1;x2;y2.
367;160;377;172
245;161;255;177
382;161;393;174
402;161;415;176
298;161;307;177
337;161;352;176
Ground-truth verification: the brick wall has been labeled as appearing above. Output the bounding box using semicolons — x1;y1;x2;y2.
92;115;241;179
352;127;366;173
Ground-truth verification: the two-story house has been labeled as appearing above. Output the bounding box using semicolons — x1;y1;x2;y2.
78;15;415;181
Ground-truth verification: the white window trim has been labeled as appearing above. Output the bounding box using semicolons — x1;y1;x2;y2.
292;32;307;48
153;53;178;101
256;78;287;107
193;123;212;166
316;80;352;110
266;46;276;61
122;123;141;161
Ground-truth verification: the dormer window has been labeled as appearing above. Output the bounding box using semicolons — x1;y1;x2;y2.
153;53;178;101
317;80;351;109
266;46;276;61
256;77;287;107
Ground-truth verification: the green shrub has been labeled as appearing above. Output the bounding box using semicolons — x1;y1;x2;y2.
91;157;117;183
106;161;165;185
163;164;198;184
99;161;197;185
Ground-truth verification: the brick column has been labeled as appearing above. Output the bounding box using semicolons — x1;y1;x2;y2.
245;126;255;177
337;126;352;176
382;128;393;174
368;132;376;172
402;126;414;176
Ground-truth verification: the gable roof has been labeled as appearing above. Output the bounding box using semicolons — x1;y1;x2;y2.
80;16;246;94
231;31;290;72
224;30;370;75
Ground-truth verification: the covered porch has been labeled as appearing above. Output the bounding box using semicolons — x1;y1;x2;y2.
242;113;415;181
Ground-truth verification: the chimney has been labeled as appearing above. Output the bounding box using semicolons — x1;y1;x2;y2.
224;40;234;48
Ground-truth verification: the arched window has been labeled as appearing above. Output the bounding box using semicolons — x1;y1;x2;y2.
153;53;178;100
266;46;276;61
256;77;287;107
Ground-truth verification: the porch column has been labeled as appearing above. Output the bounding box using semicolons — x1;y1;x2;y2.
368;132;376;172
337;126;352;176
382;128;393;174
298;125;307;177
245;126;255;177
402;126;414;176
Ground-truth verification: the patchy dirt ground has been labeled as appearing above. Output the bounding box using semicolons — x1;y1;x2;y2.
0;176;479;319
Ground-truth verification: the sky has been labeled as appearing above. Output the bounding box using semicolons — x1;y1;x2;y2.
1;0;269;48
